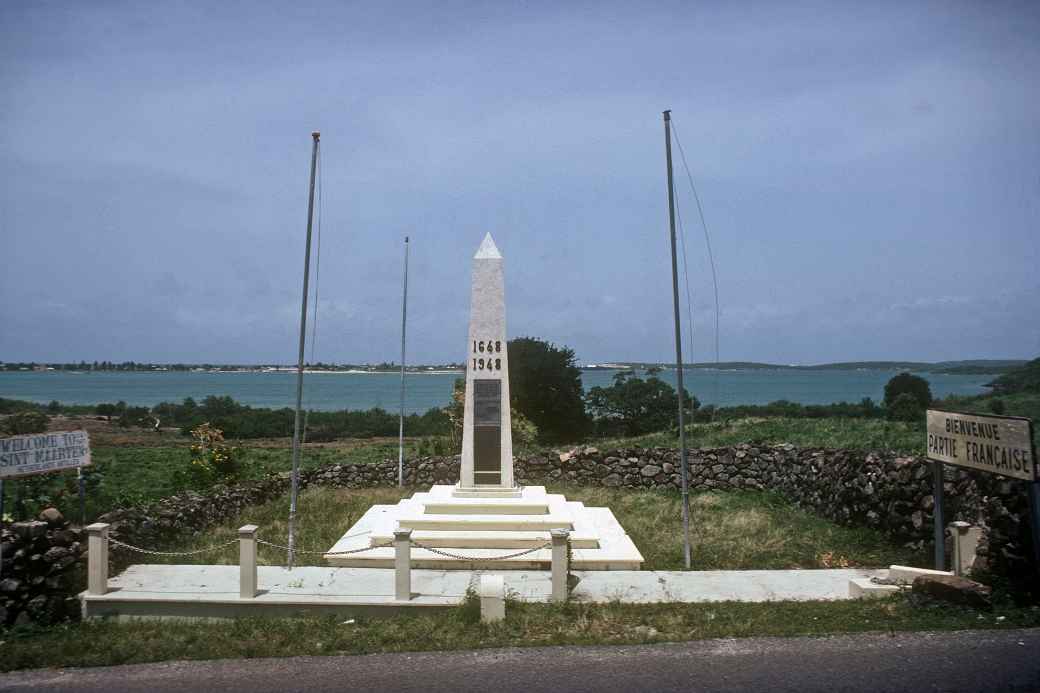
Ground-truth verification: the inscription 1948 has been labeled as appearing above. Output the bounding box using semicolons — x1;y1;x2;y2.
471;340;503;372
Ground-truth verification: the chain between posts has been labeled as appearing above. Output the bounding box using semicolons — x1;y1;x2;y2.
256;538;394;556
108;538;238;557
107;537;552;561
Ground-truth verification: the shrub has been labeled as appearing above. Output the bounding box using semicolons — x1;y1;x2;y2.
2;410;49;435
990;398;1007;415
586;371;698;436
883;373;932;410
887;392;924;422
507;337;591;442
181;423;241;488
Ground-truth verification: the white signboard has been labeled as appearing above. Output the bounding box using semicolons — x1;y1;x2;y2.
0;430;91;479
926;410;1036;482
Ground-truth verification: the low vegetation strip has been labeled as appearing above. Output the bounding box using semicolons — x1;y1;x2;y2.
3;597;1038;672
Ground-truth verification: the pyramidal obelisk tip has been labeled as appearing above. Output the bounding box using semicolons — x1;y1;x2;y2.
474;233;502;259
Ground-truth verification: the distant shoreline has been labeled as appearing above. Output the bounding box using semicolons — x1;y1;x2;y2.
1;358;1024;377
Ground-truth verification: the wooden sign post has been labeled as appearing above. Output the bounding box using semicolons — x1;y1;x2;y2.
926;409;1037;571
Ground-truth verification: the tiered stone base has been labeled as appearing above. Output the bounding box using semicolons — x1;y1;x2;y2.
324;485;643;570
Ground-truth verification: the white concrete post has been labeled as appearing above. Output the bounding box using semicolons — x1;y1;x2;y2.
85;522;110;596
550;528;570;603
239;524;258;598
480;574;506;623
949;521;981;577
394;528;413;601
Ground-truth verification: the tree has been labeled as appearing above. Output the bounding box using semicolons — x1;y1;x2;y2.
883;372;932;410
888;392;924;422
586;371;698;436
506;337;590;442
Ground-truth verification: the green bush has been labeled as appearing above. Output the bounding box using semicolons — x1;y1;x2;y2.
507;337;591;442
883;372;932;410
177;423;242;489
2;410;50;435
586;371;698;436
887;392;924;422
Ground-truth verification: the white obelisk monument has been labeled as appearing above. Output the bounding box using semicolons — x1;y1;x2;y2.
323;232;644;568
458;233;515;492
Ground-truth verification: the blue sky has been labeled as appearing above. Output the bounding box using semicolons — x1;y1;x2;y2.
2;1;1038;365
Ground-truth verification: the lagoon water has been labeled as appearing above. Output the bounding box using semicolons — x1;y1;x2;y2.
0;369;993;415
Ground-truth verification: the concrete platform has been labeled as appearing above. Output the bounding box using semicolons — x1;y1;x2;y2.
325;485;644;570
82;564;886;621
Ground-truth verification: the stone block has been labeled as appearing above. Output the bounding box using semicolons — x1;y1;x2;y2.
912;574;992;610
887;565;953;584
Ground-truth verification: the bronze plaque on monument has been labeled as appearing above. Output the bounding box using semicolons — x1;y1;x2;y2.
473;379;502;484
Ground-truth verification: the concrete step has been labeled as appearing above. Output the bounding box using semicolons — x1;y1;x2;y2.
398;514;574;532
421;500;550;516
371;530;599;549
451;487;524;499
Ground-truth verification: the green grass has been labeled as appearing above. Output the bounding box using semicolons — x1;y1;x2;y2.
142;485;924;571
593;417;927;455
1;441;405;524
3;596;1039;672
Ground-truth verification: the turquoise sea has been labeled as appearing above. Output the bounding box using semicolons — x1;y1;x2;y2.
0;369;993;415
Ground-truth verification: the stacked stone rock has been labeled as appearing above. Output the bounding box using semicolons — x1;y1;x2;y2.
293;445;1034;585
1;509;86;627
3;443;1036;626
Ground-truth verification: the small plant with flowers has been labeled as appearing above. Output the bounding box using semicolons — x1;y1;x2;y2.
185;422;240;486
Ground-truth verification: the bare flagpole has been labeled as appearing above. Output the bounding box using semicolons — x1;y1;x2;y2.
287;131;320;570
398;236;410;487
664;110;692;570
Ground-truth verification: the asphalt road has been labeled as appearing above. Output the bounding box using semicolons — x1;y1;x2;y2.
3;629;1039;693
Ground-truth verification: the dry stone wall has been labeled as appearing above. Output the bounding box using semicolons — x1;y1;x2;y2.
2;443;1036;626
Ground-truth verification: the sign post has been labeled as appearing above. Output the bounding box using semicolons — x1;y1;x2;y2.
926;409;1037;572
932;459;945;570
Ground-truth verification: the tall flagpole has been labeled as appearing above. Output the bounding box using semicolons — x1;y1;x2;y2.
287;131;320;570
398;236;410;487
664;110;692;569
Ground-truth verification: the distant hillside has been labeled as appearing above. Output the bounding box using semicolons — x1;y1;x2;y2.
590;360;1027;374
987;357;1040;394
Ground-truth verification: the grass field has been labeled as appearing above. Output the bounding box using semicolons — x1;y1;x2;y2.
141;485;925;571
3;596;1038;672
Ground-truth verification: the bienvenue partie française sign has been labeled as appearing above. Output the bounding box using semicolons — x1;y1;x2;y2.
926;410;1035;482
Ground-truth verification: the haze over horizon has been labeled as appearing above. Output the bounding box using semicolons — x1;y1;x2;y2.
3;2;1038;367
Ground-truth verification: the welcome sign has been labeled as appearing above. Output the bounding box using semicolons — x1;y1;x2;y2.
0;430;92;479
926;410;1036;481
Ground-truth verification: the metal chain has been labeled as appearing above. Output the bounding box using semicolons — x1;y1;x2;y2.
107;537;551;561
108;538;238;557
410;541;552;561
256;538;394;556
